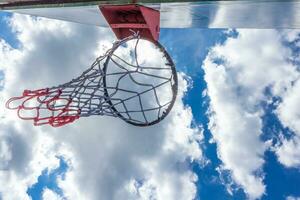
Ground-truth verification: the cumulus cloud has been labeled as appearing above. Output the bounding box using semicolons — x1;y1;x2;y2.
273;30;300;168
203;29;299;199
42;188;64;200
0;13;201;200
276;76;300;168
287;196;300;200
275;136;300;168
42;188;63;200
0;120;69;199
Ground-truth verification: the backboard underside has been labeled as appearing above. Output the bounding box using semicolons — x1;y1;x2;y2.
1;0;300;28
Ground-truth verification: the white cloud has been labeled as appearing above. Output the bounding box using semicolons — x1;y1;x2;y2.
0;120;67;200
276;80;300;135
275;137;300;168
203;29;299;199
42;188;63;200
0;14;201;200
280;30;300;43
0;136;12;170
276;78;300;168
287;196;300;200
273;30;300;169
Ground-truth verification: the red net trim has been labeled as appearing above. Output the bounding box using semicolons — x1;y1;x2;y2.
6;88;80;127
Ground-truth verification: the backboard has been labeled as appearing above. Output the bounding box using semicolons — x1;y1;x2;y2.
1;0;300;29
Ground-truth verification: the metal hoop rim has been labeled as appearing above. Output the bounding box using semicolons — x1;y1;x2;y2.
103;36;178;127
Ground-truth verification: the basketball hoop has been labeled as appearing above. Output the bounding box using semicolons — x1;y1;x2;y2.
6;33;178;127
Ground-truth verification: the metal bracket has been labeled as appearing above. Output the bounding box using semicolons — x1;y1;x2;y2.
100;4;160;42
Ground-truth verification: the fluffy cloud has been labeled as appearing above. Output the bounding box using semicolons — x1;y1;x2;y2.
0;120;68;200
42;188;64;200
203;29;299;199
287;196;300;200
275;136;300;168
0;14;201;200
276;70;300;167
274;30;300;168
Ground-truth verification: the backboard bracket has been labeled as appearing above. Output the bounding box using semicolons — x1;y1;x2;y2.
99;4;160;42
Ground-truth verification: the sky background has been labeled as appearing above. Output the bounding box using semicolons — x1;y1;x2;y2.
0;10;300;200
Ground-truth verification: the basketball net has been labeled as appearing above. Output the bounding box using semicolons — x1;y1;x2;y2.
6;33;178;127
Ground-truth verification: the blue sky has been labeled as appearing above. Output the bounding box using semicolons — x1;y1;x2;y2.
1;11;300;200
